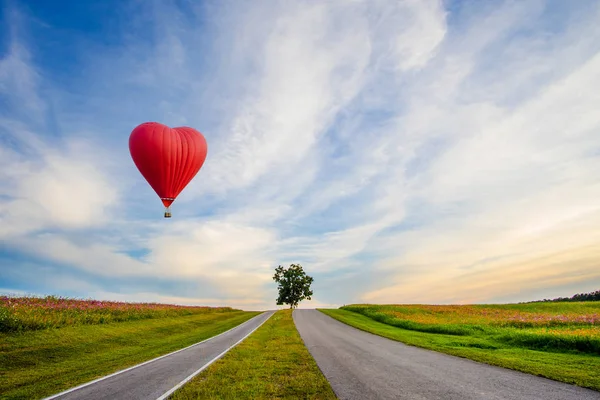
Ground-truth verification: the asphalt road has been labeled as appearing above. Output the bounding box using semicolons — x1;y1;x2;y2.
44;311;274;400
294;309;600;400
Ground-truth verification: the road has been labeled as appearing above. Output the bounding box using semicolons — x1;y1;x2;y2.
294;309;600;400
44;311;274;400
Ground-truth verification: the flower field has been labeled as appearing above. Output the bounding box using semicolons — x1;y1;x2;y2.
0;295;239;332
341;302;600;354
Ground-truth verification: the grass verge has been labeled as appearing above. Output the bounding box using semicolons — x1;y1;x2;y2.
169;310;336;400
340;303;600;354
319;309;600;392
0;311;259;399
0;295;239;333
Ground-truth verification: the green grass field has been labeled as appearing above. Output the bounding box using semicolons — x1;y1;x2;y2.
0;295;239;332
169;310;337;400
320;302;600;391
0;310;259;399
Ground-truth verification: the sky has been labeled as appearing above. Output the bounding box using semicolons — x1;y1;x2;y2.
1;0;600;311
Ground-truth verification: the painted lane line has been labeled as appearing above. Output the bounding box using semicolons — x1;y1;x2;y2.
155;311;275;400
42;312;265;400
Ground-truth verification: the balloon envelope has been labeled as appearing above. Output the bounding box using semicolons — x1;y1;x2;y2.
129;122;207;213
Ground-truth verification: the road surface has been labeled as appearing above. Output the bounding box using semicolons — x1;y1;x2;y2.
294;309;600;400
45;311;274;400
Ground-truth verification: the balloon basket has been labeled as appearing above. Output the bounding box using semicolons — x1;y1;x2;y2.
164;207;172;218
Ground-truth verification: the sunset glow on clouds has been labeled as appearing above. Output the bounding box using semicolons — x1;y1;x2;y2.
1;0;600;310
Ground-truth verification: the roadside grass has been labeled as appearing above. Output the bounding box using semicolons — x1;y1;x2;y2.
0;295;238;332
320;308;600;392
0;311;259;399
169;310;337;400
339;303;600;355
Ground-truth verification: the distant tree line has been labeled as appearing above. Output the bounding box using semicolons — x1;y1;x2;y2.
529;289;600;303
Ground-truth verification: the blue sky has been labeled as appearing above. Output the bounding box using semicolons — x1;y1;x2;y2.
1;0;600;310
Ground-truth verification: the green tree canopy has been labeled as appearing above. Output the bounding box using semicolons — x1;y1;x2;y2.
273;264;314;309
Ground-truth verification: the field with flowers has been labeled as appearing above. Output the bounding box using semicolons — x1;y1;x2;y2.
0;295;237;332
339;302;600;354
0;295;260;399
321;302;600;391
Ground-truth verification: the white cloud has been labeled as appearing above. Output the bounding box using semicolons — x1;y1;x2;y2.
0;16;45;119
378;0;447;71
9;233;150;275
203;2;372;195
146;219;275;281
360;23;600;304
0;138;119;239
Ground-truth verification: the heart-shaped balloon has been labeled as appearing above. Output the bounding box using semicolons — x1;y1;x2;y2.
129;122;207;217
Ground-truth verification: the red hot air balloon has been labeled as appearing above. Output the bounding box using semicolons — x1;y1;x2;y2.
129;122;207;218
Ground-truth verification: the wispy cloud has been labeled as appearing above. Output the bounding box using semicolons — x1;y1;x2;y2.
1;0;599;310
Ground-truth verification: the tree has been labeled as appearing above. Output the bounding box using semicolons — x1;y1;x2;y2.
273;263;314;309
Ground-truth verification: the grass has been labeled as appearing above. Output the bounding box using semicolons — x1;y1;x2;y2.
169;310;337;400
320;307;600;392
0;295;238;332
0;310;259;399
339;303;600;354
